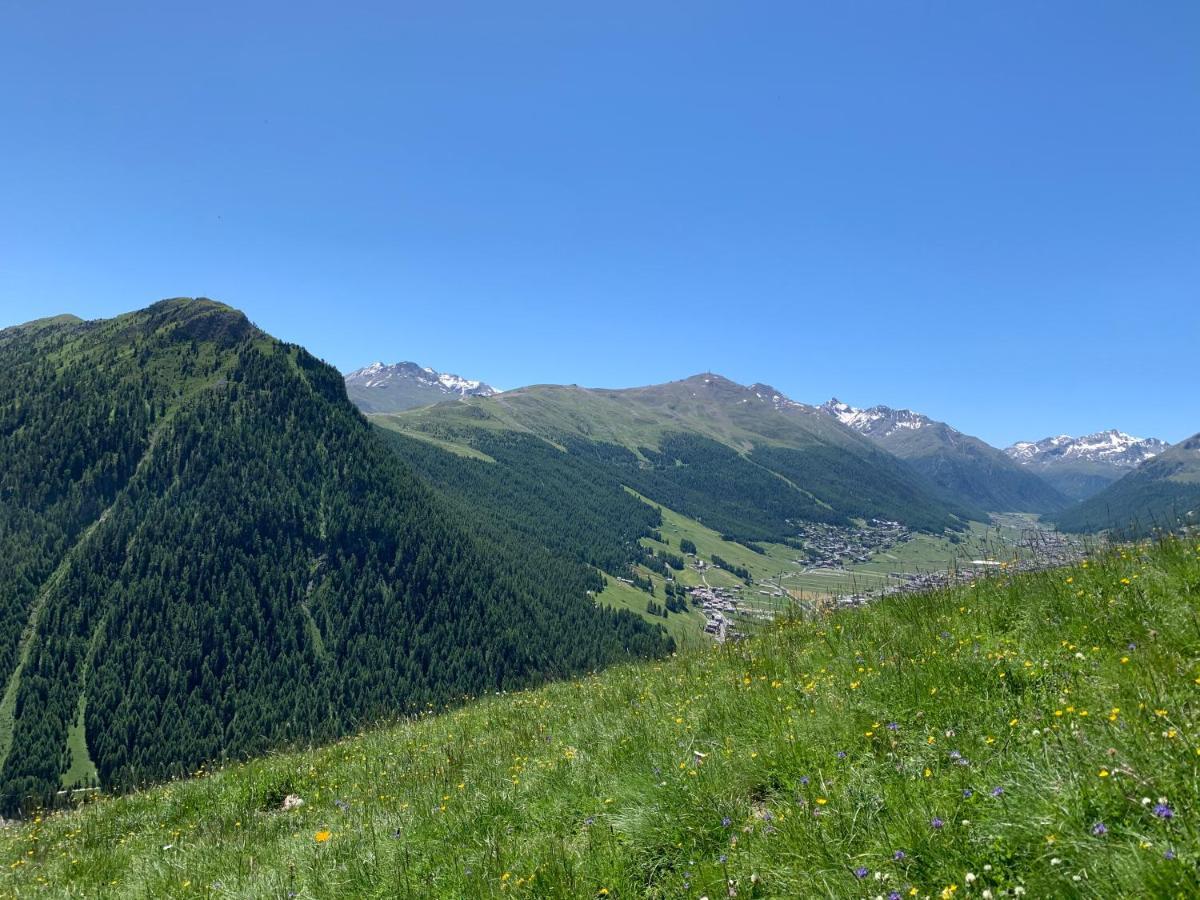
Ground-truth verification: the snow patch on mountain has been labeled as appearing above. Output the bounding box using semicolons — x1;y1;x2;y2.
345;361;498;398
748;383;806;412
1005;430;1167;468
820;398;934;437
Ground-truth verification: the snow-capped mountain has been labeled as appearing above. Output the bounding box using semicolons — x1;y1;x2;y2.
344;361;498;414
818;398;1070;515
1004;430;1168;502
1005;431;1167;468
1050;432;1200;534
820;399;933;438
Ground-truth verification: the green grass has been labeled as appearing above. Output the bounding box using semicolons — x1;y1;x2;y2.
61;697;97;790
4;537;1198;897
594;577;705;648
368;418;499;462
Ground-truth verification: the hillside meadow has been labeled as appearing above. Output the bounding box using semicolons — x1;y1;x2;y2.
3;536;1197;898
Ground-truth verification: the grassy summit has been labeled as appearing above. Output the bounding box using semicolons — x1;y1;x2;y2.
4;537;1197;897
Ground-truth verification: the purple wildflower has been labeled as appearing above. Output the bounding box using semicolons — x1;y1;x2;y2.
990;786;1004;797
931;817;945;829
893;850;906;861
837;751;847;759
800;775;810;785
1164;850;1176;860
889;893;902;900
853;866;869;879
722;816;732;828
1153;803;1174;820
718;854;728;864
962;788;973;799
887;721;899;731
1092;822;1108;836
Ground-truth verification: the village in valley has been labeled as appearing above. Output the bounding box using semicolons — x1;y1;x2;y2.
640;513;1090;643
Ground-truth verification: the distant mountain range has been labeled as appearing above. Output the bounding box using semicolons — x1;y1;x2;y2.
344;361;497;413
1005;431;1168;501
1049;433;1200;534
346;359;1186;524
819;399;1069;515
350;360;1190;528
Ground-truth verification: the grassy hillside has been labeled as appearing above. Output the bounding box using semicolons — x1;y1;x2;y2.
7;536;1197;897
1051;435;1200;535
381;374;976;538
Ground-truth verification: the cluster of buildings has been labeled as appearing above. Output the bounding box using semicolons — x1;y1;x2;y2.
829;527;1089;609
833;564;994;609
793;519;911;568
1016;527;1086;569
687;584;742;642
678;518;1090;639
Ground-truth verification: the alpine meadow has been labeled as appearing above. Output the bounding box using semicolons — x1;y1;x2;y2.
2;2;1198;898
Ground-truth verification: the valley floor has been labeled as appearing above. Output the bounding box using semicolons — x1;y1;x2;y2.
3;537;1197;898
605;501;1085;646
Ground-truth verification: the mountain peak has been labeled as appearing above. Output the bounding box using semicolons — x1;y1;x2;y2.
1004;431;1167;468
819;398;935;437
344;360;497;414
681;372;737;387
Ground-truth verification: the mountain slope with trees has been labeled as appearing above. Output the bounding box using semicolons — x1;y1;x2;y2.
821;399;1069;514
0;299;669;812
375;375;978;545
1049;433;1200;534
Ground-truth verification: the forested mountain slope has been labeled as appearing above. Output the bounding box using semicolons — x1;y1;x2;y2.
0;299;669;812
1050;433;1200;534
376;375;977;545
821;399;1069;514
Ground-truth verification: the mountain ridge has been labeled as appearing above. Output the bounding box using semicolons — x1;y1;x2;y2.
344;360;497;413
376;372;978;538
1048;431;1200;533
817;398;1069;515
1005;430;1168;500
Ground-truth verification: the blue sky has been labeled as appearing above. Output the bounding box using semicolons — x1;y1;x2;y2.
1;2;1196;447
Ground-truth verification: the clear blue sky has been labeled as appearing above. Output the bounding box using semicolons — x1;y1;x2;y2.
2;2;1196;447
